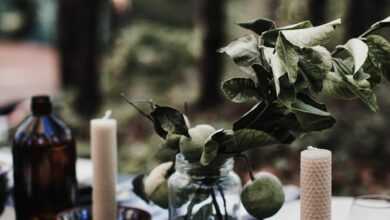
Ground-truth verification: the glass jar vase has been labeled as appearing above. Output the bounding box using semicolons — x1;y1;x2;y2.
168;154;242;220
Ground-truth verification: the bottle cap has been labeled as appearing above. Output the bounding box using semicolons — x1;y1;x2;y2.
31;95;52;116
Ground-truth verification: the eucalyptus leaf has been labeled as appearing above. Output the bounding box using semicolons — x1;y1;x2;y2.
222;78;258;103
151;106;189;138
275;32;300;83
333;58;378;111
364;35;390;81
238;18;276;35
290;94;336;131
335;38;368;73
281;19;341;47
218;35;260;66
262;20;313;47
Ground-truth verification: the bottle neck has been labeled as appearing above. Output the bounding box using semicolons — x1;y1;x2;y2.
175;154;234;178
31;96;52;116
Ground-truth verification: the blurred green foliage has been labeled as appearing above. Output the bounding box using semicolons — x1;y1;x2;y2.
97;0;390;195
8;0;386;194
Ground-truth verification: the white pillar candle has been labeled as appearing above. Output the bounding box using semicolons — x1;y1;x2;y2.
300;146;332;220
91;111;117;220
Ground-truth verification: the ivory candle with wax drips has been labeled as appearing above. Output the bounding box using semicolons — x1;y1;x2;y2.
300;146;332;220
91;110;118;220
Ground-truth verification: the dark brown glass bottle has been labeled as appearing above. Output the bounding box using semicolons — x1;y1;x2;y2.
12;96;77;220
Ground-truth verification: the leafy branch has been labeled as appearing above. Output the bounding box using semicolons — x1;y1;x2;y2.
219;16;390;149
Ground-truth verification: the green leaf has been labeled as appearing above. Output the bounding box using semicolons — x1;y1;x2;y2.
200;139;219;166
275;32;300;83
233;102;302;144
200;130;222;166
321;71;356;99
252;64;275;102
222;78;258;103
229;129;276;153
364;35;390;82
262;20;313;47
361;16;390;37
335;38;368;74
281;19;341;47
270;51;285;95
362;53;382;87
269;51;296;103
299;46;332;93
193;203;213;220
278;74;296;106
151;106;190;138
161;134;182;150
155;147;178;162
238;18;276;35
290;94;336;131
371;16;390;29
218;35;260;66
333;58;378;111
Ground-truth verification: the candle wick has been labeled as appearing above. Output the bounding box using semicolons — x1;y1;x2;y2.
307;146;318;150
103;110;112;119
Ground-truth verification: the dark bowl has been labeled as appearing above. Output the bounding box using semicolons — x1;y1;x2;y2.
56;204;151;220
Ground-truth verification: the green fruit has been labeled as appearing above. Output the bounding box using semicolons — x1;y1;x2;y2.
144;162;173;209
148;179;169;208
179;124;216;162
241;172;285;219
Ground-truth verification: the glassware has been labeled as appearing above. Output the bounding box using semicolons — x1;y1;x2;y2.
168;154;242;220
56;205;151;220
347;194;390;220
12;96;78;220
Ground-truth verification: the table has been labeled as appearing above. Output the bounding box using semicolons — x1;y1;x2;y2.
267;197;353;220
0;148;354;220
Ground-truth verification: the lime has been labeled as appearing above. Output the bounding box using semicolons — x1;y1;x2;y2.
144;162;173;209
241;172;285;219
179;124;216;162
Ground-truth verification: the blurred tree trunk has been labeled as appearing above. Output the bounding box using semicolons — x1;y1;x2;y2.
308;0;327;25
268;0;280;21
345;0;388;39
195;0;226;110
57;0;109;118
